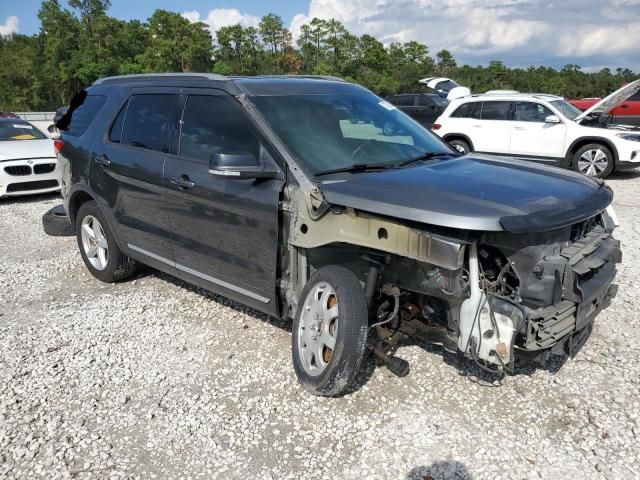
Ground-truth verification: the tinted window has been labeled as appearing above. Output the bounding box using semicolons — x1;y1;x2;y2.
179;95;260;162
387;96;402;106
121;94;181;153
514;102;553;122
109;100;128;143
402;95;416;107
628;89;640;102
65;95;106;137
451;102;479;118
417;96;433;106
480;101;511;120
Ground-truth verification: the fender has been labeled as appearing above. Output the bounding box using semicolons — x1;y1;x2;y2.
564;136;619;168
66;183;126;253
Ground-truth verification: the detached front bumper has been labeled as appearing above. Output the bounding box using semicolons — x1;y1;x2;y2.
0;158;61;197
516;226;621;363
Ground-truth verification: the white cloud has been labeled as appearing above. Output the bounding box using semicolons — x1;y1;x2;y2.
0;15;19;36
289;0;640;70
182;8;260;33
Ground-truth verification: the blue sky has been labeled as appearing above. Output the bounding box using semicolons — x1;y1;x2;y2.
2;0;639;72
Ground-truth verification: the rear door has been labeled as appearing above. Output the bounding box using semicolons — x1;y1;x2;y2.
91;89;183;266
163;90;284;314
509;101;567;160
472;101;512;153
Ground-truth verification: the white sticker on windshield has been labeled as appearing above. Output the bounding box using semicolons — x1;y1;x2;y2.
13;124;33;129
379;101;397;111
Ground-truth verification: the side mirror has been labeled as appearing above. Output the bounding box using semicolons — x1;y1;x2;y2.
545;115;561;124
209;151;279;179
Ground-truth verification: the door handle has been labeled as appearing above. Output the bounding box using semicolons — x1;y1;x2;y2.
514;126;526;130
95;154;111;166
620;104;629;109
170;176;195;189
472;124;482;128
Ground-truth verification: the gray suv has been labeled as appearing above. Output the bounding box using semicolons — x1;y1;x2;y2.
57;74;621;396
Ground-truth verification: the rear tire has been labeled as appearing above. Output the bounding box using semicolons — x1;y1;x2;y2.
572;143;614;178
448;138;471;154
76;201;136;282
292;266;368;397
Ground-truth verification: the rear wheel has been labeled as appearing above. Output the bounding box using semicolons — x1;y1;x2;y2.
448;138;471;154
292;266;368;396
573;143;614;178
76;201;136;282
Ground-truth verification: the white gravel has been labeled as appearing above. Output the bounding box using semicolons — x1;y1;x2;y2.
1;171;640;480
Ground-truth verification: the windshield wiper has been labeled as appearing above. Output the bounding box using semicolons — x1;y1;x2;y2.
315;163;395;177
397;151;458;167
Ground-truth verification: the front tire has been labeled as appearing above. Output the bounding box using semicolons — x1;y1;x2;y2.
573;143;614;178
292;266;368;397
76;201;136;283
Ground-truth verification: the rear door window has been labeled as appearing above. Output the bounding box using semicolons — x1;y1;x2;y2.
108;100;128;143
417;96;433;106
121;94;182;154
480;101;512;121
451;102;480;118
179;95;260;162
65;95;107;137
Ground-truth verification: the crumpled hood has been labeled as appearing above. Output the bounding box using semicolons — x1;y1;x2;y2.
0;139;55;162
319;154;613;233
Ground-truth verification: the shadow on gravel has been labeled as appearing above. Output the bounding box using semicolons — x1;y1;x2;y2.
406;460;472;480
608;169;640;180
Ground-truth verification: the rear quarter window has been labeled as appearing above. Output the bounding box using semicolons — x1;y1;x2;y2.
65;95;107;137
450;102;479;118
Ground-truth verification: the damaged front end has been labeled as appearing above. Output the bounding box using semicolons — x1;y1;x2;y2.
284;181;621;375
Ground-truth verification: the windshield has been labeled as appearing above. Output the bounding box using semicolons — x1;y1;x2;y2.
550;100;582;121
251;92;453;175
0;121;47;141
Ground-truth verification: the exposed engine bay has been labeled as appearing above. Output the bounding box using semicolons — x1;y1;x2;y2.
284;182;622;375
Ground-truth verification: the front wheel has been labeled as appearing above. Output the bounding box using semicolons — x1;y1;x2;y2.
573;143;614;178
292;266;368;396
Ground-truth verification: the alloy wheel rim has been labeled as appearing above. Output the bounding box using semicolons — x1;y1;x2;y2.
80;215;109;271
297;281;339;376
578;149;609;177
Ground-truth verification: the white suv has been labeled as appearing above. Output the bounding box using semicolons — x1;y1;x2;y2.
432;80;640;178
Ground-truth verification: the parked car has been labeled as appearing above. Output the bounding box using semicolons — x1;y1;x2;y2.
418;77;470;100
384;93;448;129
58;74;620;396
570;84;640;126
432;80;640;178
0;118;60;198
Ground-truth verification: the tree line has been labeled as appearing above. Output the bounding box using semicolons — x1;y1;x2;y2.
0;0;637;111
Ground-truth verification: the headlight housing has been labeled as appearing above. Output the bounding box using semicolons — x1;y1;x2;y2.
616;133;640;142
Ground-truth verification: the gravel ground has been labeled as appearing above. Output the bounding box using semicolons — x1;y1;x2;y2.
1;171;639;480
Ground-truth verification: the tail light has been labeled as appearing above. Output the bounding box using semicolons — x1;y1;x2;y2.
54;139;64;154
431;123;442;130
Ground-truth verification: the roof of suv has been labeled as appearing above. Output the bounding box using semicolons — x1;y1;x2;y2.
91;73;366;96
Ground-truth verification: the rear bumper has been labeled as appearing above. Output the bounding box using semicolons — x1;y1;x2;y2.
0;158;60;197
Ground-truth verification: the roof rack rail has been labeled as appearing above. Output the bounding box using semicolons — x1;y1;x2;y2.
93;73;227;85
232;74;346;82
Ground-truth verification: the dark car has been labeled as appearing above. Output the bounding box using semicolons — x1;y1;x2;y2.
384;93;448;129
57;74;621;397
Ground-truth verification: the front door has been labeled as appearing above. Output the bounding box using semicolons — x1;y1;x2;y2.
510;101;567;160
90;90;183;265
163;91;284;314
